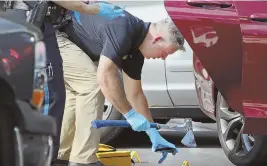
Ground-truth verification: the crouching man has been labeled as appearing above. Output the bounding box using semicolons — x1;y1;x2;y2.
57;3;185;165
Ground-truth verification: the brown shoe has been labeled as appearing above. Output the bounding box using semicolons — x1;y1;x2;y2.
51;164;68;166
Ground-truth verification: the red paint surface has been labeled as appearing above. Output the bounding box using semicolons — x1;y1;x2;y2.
165;0;267;134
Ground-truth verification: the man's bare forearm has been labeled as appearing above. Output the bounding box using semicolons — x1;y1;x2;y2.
98;71;132;115
52;1;99;15
127;91;154;122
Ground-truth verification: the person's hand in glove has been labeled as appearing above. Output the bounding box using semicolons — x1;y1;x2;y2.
123;109;150;132
73;2;125;25
146;128;179;164
96;2;125;20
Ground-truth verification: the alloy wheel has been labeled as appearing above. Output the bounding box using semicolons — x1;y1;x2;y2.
217;95;255;157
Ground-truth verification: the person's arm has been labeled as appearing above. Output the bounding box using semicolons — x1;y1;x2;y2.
122;71;154;122
97;55;132;115
52;1;99;15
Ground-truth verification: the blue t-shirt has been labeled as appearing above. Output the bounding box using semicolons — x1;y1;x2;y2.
61;9;150;80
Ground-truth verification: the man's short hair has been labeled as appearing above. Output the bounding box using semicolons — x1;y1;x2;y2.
156;18;185;51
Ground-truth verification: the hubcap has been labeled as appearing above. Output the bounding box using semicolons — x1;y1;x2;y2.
218;96;255;156
103;99;112;120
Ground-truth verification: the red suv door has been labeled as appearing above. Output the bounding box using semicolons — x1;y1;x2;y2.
234;1;267;133
164;0;244;113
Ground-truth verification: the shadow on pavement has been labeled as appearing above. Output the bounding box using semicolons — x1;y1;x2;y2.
108;128;221;149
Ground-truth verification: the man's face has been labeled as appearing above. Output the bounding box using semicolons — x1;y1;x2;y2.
144;36;180;60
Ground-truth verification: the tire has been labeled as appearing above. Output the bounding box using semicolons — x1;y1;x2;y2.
192;118;216;123
154;119;170;124
216;92;267;166
0;83;18;166
0;101;20;166
100;99;124;144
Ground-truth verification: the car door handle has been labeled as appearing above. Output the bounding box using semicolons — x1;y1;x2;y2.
250;14;267;22
186;0;232;8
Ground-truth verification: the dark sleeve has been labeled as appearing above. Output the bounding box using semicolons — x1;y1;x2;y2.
101;24;131;68
122;51;144;80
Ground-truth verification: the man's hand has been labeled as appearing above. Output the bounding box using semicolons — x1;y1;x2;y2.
52;1;99;15
97;56;151;132
53;1;125;20
96;2;125;20
146;128;179;164
73;2;125;25
123;108;150;132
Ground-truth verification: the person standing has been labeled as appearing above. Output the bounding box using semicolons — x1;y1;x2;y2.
2;1;125;166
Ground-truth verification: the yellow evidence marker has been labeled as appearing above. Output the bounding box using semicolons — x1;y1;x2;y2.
182;160;190;166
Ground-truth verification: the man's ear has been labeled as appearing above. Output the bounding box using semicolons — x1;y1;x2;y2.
152;36;162;44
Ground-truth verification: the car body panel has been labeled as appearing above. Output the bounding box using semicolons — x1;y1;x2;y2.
164;0;244;113
164;0;267;134
165;42;198;106
0;14;56;166
234;1;267;133
142;59;174;107
0;13;40;101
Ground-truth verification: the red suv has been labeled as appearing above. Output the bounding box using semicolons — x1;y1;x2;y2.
164;1;267;165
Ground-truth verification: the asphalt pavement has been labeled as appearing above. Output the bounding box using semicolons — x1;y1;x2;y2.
109;119;235;166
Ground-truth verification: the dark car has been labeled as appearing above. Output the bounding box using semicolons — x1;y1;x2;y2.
164;0;267;165
0;13;56;166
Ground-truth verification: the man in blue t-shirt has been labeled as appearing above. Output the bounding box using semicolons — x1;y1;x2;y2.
57;3;185;166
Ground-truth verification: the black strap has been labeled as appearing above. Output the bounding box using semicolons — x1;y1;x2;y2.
26;1;49;28
52;9;72;30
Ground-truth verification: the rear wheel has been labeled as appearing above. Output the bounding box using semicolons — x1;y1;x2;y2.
216;92;267;166
0;106;17;166
154;119;170;124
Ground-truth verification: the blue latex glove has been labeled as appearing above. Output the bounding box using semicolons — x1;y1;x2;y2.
146;128;179;164
73;11;82;25
96;2;125;20
123;109;150;132
73;3;125;25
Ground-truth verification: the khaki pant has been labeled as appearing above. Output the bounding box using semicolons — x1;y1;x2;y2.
56;33;105;164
